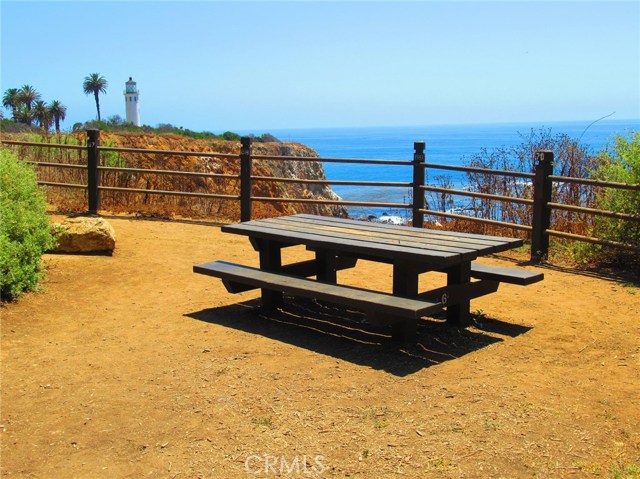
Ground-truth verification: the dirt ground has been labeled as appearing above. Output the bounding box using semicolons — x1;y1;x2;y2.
1;215;639;479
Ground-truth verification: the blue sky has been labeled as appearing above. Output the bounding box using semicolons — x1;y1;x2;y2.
1;1;639;132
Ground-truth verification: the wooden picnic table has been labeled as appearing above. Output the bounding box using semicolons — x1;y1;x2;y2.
194;214;543;340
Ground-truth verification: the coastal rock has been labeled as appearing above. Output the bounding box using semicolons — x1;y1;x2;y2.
94;133;348;219
51;217;116;253
255;143;346;217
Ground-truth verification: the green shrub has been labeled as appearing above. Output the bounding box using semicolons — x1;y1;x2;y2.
1;118;41;134
591;132;640;267
0;148;55;300
257;133;280;143
101;138;127;168
222;131;241;141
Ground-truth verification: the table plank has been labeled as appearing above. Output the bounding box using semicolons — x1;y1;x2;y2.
195;260;442;319
259;217;481;257
290;215;516;249
221;222;465;267
267;216;503;254
294;214;524;252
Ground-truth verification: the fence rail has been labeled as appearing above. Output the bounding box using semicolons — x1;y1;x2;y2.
418;208;534;232
98;185;239;200
98;165;239;180
27;161;85;170
253;176;412;187
98;145;239;159
4;140;86;151
546;230;639;252
421;185;535;205
38;181;87;189
253;154;414;165
423;162;536;179
2;130;638;260
252;197;409;208
548;202;640;221
549;175;640;191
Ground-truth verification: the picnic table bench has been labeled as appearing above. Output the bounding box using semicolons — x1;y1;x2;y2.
194;214;543;340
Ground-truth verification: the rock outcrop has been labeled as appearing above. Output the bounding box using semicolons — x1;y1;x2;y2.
51;217;116;253
95;133;347;220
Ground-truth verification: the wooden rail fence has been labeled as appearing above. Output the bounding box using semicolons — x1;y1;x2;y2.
2;129;639;262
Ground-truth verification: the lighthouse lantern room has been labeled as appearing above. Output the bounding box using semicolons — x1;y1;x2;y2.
124;77;140;126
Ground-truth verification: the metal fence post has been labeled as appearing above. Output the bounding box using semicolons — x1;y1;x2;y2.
86;129;101;214
240;136;253;222
531;150;554;262
412;141;426;228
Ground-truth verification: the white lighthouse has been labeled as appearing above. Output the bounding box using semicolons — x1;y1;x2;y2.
124;77;140;126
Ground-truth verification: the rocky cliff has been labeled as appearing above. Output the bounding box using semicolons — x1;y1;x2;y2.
94;132;347;220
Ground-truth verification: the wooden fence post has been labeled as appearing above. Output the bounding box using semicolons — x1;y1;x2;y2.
240;136;253;222
86;129;101;215
412;141;426;228
531;150;554;262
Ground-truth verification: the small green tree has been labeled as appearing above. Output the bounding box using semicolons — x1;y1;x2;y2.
0;148;56;300
222;131;241;141
592;132;640;266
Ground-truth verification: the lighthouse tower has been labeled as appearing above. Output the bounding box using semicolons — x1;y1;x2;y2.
124;77;140;126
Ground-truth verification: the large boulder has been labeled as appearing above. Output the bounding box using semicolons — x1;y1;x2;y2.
51;217;116;253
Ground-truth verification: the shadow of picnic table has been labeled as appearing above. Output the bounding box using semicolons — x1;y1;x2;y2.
186;297;530;377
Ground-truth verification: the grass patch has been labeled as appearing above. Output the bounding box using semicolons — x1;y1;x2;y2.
251;416;273;428
362;407;392;430
611;461;640;479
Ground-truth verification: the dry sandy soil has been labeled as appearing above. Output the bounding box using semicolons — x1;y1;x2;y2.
1;215;639;479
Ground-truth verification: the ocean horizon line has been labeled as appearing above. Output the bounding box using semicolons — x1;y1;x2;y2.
237;117;640;136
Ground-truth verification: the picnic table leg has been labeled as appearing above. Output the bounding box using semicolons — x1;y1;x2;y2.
315;249;338;283
258;240;283;309
393;261;419;297
446;262;471;326
391;262;420;341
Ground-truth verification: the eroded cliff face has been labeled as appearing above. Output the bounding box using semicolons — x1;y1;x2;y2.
95;133;347;220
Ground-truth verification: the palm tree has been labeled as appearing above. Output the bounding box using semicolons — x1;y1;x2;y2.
49;100;67;133
18;84;41;112
2;88;21;120
13;107;34;126
33;100;52;131
83;73;108;121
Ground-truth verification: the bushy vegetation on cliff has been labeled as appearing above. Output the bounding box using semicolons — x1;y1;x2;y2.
72;116;280;143
447;128;639;268
590;133;640;267
0;116;42;134
0;148;55;300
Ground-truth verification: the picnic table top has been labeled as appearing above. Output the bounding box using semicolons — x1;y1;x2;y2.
221;214;524;268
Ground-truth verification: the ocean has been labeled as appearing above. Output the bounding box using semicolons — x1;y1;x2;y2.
266;119;640;219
